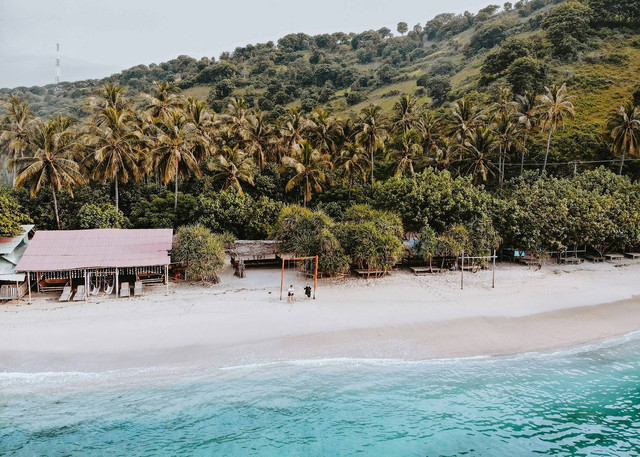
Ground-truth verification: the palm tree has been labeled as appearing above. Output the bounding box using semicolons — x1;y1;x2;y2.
514;90;539;175
89;83;129;111
537;83;575;172
392;94;419;133
185;97;215;162
309;108;343;155
356;104;388;183
280;107;311;154
207;145;255;194
416;110;444;155
335;142;368;194
154;110;203;210
145;81;183;119
12;116;85;228
282;140;331;207
488;87;516;118
241;110;273;169
606;102;640;174
448;97;485;144
0;95;34;184
386;130;423;177
493;113;519;187
458;127;498;185
86;106;142;211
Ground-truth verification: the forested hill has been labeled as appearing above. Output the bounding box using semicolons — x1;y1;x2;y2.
2;0;640;164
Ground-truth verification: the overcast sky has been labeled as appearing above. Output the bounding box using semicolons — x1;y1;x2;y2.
0;0;488;89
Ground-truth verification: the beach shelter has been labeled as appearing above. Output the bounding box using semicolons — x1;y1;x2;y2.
15;228;173;301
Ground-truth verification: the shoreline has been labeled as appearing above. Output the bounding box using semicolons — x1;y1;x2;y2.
2;261;640;373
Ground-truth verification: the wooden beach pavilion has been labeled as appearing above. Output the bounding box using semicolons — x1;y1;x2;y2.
15;229;173;302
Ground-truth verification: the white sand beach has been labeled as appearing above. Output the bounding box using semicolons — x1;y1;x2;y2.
2;260;640;372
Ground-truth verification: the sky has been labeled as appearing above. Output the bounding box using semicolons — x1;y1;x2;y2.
0;0;488;89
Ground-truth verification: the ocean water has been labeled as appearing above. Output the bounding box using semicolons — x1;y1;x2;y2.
2;335;640;456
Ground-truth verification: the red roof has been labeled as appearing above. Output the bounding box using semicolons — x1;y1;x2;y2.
15;229;173;271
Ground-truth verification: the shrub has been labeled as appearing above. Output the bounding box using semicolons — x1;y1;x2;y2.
76;203;128;229
172;224;226;283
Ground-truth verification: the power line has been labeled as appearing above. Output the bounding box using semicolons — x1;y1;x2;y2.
502;158;640;168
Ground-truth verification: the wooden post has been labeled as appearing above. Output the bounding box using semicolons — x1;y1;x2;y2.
84;270;88;300
115;267;119;298
280;257;285;300
313;255;318;299
165;265;169;295
460;251;464;290
27;272;32;304
15;280;19;303
492;250;496;289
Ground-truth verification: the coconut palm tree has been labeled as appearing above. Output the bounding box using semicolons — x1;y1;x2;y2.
185;96;216;162
458;126;498;185
207;145;255;194
12;116;85;228
537;83;575;172
88;83;129;112
356;104;389;183
386;130;423;177
241;110;273;170
493;113;519;187
392;94;419;133
606;102;640;175
416;110;444;156
145;81;183;119
335;142;368;194
514;90;539;175
86;106;142;211
280;107;311;154
154;110;203;210
309;108;343;155
0;95;34;184
282;140;331;207
448;97;485;144
488;87;516;118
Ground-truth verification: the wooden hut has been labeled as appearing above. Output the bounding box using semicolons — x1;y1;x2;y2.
229;240;282;268
0;225;35;301
15;229;173;301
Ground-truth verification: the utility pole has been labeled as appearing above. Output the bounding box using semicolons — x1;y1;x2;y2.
55;43;61;89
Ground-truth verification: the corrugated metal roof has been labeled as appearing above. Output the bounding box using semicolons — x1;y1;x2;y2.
0;225;33;255
15;229;173;272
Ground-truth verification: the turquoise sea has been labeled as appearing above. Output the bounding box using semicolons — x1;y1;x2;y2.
2;334;640;456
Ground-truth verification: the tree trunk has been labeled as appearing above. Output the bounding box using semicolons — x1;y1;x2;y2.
115;177;119;212
520;132;528;176
543;127;553;172
498;145;503;188
304;175;309;208
51;183;61;229
619;144;628;175
12;163;16;187
174;156;179;211
370;144;375;184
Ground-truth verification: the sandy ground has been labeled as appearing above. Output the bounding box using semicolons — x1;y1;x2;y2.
2;259;640;372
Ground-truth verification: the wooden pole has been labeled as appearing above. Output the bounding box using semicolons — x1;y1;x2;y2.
15;280;19;303
84;270;87;300
492;250;496;289
115;267;119;298
165;265;169;295
27;272;32;304
460;250;464;290
280;257;285;300
313;255;318;299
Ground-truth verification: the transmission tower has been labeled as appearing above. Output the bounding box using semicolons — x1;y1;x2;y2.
55;43;61;88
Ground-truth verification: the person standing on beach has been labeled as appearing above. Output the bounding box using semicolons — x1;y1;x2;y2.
304;284;312;298
287;284;295;303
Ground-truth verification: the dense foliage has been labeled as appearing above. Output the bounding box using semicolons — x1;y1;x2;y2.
0;188;28;236
3;0;640;270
